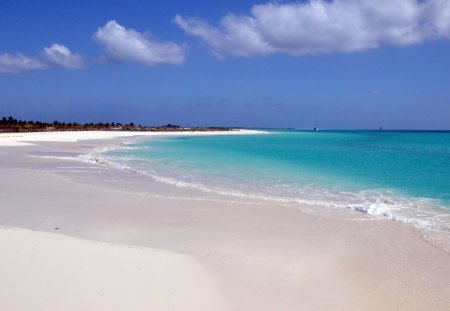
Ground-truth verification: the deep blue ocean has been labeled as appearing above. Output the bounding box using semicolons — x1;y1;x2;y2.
98;130;450;244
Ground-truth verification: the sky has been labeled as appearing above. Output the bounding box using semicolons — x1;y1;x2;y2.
0;0;449;129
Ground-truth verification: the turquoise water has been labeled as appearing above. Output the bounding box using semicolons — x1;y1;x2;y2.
97;130;450;243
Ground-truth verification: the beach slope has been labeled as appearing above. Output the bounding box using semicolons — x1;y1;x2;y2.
0;227;224;311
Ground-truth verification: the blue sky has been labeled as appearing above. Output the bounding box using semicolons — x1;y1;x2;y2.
1;0;449;129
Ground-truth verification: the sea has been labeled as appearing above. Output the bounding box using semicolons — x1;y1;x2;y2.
90;130;450;250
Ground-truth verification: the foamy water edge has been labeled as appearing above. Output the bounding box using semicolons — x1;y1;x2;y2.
76;144;450;254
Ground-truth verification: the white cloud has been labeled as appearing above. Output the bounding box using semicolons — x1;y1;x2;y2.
175;0;450;57
0;53;47;74
93;20;187;66
43;43;86;69
1;44;84;74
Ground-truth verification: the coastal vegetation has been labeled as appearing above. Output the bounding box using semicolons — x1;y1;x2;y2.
0;116;230;132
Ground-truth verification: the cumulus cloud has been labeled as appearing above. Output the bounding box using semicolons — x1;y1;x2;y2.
43;43;86;69
175;0;450;57
0;53;47;74
93;20;187;66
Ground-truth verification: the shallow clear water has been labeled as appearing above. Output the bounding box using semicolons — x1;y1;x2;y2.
94;130;450;246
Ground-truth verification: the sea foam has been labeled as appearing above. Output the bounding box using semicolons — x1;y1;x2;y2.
82;130;450;252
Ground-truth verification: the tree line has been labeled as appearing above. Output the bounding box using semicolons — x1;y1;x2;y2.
0;116;141;132
0;116;229;132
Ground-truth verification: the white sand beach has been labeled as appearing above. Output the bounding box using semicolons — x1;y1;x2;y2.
0;227;224;311
0;131;449;310
0;129;265;146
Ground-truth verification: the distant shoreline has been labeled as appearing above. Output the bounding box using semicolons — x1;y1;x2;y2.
0;116;236;133
0;127;234;133
0;129;267;147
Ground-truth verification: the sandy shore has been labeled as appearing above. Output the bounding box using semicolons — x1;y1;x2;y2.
0;227;224;311
0;131;449;310
0;129;265;146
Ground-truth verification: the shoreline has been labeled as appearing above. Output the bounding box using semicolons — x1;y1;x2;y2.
1;131;449;310
84;132;450;255
0;129;268;146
